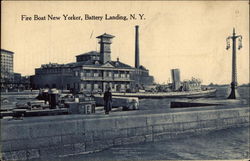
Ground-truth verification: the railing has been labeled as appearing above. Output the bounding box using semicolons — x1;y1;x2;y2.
81;77;103;81
102;77;113;81
113;77;131;81
80;76;131;81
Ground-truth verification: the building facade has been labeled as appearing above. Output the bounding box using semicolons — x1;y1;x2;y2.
131;67;154;88
32;34;134;92
32;27;154;92
32;63;76;90
1;49;14;88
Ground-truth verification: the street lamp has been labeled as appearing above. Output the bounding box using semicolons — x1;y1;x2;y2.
226;28;242;99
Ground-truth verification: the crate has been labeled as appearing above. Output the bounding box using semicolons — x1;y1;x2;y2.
78;102;95;114
66;102;95;114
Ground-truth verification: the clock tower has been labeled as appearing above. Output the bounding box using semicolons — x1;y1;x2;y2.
96;33;115;64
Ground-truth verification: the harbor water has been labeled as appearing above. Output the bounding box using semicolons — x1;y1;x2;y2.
61;126;249;160
60;86;249;160
139;86;250;110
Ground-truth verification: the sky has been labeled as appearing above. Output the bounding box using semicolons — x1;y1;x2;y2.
1;1;249;85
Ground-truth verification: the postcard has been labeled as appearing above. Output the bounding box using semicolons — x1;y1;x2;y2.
1;1;249;161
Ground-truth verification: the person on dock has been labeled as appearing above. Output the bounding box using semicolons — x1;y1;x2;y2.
104;87;112;114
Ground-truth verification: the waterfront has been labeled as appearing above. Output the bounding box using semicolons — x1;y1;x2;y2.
139;86;250;110
60;126;249;160
58;86;249;161
1;86;249;161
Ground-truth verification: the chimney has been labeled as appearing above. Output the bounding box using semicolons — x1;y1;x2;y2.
135;25;140;68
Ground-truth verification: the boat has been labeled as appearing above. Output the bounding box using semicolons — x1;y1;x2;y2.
93;95;139;110
111;88;217;99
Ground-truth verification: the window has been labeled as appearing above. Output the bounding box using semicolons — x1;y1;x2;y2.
80;83;84;90
121;73;125;78
94;84;99;89
94;73;99;77
108;72;112;77
80;72;84;77
86;73;91;77
86;84;91;89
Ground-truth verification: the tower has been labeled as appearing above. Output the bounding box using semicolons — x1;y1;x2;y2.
96;33;115;64
135;25;140;68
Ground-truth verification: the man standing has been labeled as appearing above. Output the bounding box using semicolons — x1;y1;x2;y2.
104;87;112;114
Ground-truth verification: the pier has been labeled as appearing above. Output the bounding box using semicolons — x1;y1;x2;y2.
1;102;249;160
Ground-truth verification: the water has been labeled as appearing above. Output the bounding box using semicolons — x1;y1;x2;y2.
215;86;249;103
60;86;249;160
2;86;249;160
139;86;250;110
62;127;249;160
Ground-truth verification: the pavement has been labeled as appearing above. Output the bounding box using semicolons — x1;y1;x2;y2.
1;91;249;122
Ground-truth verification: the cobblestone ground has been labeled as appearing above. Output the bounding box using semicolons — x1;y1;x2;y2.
60;126;249;160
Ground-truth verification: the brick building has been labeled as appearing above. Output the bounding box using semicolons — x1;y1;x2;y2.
32;26;154;92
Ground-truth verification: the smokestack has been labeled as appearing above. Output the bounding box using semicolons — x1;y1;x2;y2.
135;25;140;68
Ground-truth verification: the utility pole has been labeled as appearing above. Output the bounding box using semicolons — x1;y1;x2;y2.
226;28;242;99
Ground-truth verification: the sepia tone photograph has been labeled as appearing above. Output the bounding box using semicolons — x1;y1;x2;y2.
1;1;249;160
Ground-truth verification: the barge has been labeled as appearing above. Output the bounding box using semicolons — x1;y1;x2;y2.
112;88;217;99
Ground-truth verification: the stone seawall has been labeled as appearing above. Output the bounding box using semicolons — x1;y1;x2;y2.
1;107;249;160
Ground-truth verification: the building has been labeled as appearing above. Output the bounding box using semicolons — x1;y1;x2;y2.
12;73;31;90
182;78;202;91
171;68;181;91
1;49;14;88
20;76;31;89
32;34;134;92
32;26;154;92
32;62;76;90
13;73;22;84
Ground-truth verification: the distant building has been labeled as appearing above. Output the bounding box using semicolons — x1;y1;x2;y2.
21;76;31;89
182;78;202;91
131;67;154;88
12;73;31;90
171;69;181;91
1;49;14;88
32;27;154;92
14;73;22;84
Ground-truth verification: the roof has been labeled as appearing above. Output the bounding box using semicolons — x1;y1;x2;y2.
74;51;133;68
76;51;100;57
110;61;134;69
72;60;99;67
72;59;134;69
139;65;148;70
96;33;115;39
1;49;14;54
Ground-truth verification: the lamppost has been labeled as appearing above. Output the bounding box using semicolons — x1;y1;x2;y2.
226;28;242;99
